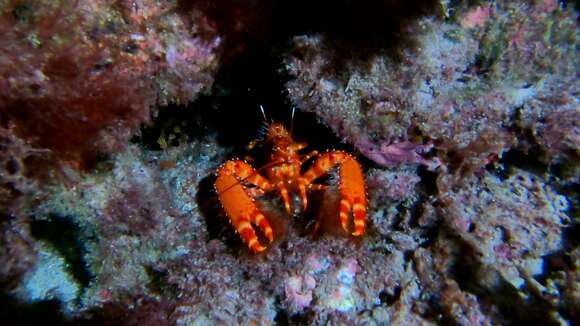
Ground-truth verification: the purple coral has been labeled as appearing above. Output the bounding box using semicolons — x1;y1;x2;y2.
285;275;316;310
460;5;491;29
356;137;441;169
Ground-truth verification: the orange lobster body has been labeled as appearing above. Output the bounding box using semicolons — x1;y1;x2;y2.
214;123;367;253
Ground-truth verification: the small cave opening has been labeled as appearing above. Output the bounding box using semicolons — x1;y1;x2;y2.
29;214;94;292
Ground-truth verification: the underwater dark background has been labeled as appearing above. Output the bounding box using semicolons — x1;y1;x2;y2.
0;0;578;325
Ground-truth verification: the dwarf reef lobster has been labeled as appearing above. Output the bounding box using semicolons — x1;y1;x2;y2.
214;121;367;253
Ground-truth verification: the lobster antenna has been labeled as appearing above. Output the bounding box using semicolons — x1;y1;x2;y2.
259;105;270;124
290;106;296;135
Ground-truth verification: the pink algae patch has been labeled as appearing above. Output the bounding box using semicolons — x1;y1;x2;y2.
461;6;491;29
540;0;559;13
285;275;316;310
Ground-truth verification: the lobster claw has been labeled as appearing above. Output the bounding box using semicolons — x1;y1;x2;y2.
214;161;274;253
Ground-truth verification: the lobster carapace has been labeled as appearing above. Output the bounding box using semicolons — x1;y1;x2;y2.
214;122;367;252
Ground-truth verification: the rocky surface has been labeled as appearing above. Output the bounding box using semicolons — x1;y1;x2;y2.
0;0;577;325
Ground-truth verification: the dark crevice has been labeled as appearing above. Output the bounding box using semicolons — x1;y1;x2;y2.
0;293;70;326
419;294;447;324
29;214;94;291
447;239;481;293
418;223;441;248
534;250;576;287
144;265;179;299
551;161;580;183
136;34;351;160
500;149;550;177
487;163;510;181
133;103;211;150
273;307;290;326
273;295;311;326
418;166;438;196
179;0;441;66
447;236;564;325
391;203;408;232
403;250;414;264
141;0;446;155
562;222;580;249
379;286;401;306
408;200;425;228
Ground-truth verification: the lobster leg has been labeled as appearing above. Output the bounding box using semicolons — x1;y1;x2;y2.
297;149;320;211
301;151;367;236
278;183;292;215
298;181;308;211
219;160;272;191
295;177;326;212
214;160;274;252
337;158;367;236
